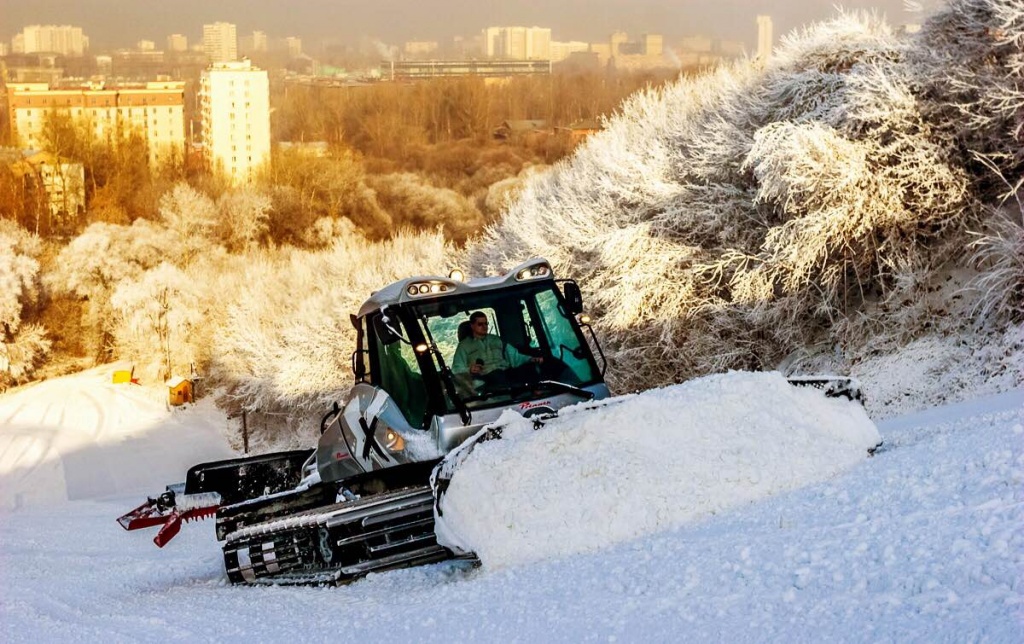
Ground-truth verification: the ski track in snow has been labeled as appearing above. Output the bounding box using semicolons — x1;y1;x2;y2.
0;366;1021;642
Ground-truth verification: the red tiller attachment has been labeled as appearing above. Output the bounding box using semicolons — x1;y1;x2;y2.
117;492;220;547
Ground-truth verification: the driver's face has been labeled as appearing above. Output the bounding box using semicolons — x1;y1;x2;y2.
471;318;488;338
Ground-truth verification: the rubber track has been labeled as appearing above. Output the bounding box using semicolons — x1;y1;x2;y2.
222;485;448;586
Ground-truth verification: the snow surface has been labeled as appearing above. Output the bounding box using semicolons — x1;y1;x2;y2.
0;363;234;511
435;372;880;568
1;365;1022;642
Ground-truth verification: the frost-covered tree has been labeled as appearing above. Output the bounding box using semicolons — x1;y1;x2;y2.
109;262;203;381
0;221;50;389
466;0;1023;393
215;189;272;252
262;148;391;243
158;183;219;265
209;229;452;442
49;219;178;359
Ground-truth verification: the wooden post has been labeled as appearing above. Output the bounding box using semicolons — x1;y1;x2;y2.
241;411;249;454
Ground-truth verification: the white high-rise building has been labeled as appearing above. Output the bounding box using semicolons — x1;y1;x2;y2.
13;25;89;56
284;36;302;58
252;31;268;53
756;15;773;61
167;34;188;52
199;60;271;184
482;26;551;60
203;22;238;63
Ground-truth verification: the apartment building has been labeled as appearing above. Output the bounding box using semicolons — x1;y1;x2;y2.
167;34;189;52
605;32;670;70
550;40;589;63
203;22;238;63
199;60;271;184
284;36;303;58
482;27;552;60
12;25;89;56
6;81;186;169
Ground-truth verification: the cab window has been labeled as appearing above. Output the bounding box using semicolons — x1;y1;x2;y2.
370;316;428;429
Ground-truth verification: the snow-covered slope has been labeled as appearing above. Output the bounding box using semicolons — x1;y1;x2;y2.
0;365;1020;642
0;364;234;510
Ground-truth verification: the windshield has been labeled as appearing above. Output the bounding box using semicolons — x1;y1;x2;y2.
410;282;600;412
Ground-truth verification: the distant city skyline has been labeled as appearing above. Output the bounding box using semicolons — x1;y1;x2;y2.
0;0;938;53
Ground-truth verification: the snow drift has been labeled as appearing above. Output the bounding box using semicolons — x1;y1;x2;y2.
435;371;880;569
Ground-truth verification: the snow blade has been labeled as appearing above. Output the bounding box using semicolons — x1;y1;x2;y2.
786;375;864;403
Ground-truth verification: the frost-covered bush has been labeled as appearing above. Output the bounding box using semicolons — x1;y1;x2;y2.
467;0;1022;393
968;200;1024;323
210;229;453;422
368;173;484;243
907;0;1024;196
0;221;50;389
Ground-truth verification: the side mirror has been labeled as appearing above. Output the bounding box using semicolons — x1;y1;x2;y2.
351;350;366;380
350;314;367;379
562;281;584;315
373;312;400;345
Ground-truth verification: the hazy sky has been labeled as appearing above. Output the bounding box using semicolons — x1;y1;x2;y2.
2;0;935;50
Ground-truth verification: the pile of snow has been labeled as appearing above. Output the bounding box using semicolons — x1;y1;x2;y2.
435;371;880;568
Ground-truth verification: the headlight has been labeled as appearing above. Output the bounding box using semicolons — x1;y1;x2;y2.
384;429;405;451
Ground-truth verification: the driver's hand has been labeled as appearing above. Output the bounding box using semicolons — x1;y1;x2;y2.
530;356;544;364
470;362;483;375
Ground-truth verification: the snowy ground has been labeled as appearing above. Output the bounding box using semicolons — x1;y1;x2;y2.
0;365;1021;642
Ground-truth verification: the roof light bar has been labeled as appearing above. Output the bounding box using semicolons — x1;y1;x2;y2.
515;263;551;281
405;281;455;297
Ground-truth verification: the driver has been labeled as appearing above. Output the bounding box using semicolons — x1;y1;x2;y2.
452;311;543;391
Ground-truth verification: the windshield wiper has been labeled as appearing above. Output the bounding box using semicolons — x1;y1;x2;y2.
534;380;595;401
417;314;472;426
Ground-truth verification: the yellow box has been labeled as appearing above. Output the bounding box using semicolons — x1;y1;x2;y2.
112;370;133;384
